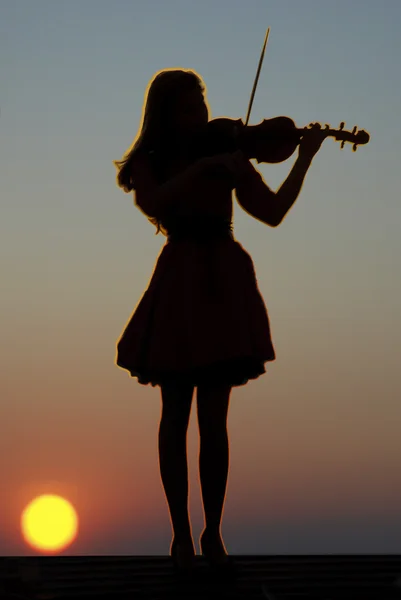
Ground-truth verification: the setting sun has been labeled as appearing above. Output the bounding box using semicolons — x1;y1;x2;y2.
21;494;78;553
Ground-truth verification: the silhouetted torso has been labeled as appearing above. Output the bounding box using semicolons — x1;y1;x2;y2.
116;149;276;387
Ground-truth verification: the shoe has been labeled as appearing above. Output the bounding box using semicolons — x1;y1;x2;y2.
199;529;237;577
170;536;196;576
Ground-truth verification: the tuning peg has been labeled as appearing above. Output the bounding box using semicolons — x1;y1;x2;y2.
339;122;345;130
352;126;357;135
341;141;345;149
353;144;357;151
324;123;330;129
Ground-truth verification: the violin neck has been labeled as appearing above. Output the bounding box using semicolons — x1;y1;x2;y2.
299;126;340;141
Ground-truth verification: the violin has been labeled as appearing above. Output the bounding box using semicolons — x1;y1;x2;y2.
189;26;370;165
191;116;370;164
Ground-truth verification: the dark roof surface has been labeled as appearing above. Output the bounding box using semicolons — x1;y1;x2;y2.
1;554;401;600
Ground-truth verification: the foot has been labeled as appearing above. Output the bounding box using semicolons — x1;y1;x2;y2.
170;535;196;573
199;528;229;565
200;528;238;578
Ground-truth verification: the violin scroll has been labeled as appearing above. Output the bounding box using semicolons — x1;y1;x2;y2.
302;121;370;152
332;122;370;150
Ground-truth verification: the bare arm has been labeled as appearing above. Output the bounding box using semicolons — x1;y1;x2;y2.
235;154;313;227
235;124;326;226
273;154;314;224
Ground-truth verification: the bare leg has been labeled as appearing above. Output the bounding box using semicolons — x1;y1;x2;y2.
197;382;231;556
158;380;194;543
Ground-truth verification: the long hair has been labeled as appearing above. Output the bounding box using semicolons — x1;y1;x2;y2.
113;68;206;235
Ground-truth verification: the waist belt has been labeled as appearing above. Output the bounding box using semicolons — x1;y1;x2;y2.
167;216;234;243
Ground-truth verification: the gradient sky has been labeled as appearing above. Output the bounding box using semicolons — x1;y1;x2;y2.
1;0;401;556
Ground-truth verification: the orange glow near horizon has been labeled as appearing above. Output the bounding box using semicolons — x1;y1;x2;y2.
21;494;78;554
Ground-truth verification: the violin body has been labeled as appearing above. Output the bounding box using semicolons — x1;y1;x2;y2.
216;116;302;163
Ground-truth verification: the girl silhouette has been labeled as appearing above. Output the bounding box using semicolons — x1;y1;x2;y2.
113;69;325;575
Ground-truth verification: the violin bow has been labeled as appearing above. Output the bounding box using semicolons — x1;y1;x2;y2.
244;27;270;126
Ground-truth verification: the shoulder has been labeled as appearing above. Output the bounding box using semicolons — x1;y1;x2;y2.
132;149;167;187
131;149;152;170
130;150;157;187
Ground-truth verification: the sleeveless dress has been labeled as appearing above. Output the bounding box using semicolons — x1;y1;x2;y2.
116;151;276;387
